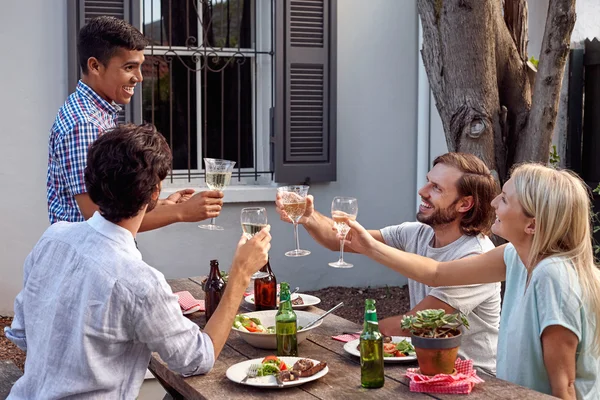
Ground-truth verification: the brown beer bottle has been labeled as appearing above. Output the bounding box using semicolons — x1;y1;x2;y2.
254;258;277;310
205;259;225;322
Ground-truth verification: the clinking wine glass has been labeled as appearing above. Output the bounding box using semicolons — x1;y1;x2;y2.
198;158;236;231
240;207;269;279
329;197;358;268
278;185;311;257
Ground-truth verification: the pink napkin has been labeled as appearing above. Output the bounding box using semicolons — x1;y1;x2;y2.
331;331;361;342
405;358;485;394
174;291;205;314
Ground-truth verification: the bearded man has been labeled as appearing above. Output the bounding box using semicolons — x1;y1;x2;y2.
275;152;501;375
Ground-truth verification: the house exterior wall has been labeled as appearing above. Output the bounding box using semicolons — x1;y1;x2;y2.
0;0;418;315
0;1;69;315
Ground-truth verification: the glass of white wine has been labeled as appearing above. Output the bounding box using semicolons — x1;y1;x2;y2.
277;185;311;257
329;197;358;268
240;207;269;279
198;158;236;231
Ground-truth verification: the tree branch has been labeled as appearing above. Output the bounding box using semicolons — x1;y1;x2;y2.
517;0;576;164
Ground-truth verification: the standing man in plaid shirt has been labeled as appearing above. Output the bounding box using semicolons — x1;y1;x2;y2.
47;16;223;229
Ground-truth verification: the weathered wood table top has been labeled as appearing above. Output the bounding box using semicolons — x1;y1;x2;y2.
148;277;555;400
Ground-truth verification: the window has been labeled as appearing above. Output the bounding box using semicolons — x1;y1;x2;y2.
141;0;274;185
67;0;337;185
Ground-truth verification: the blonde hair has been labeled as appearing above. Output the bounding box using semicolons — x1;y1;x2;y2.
512;163;600;355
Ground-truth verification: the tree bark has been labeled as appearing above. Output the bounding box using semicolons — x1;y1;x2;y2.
418;0;576;183
504;0;529;62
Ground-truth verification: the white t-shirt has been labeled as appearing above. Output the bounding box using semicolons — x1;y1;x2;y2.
380;222;500;375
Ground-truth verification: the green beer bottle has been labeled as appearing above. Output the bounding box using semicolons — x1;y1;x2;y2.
360;299;384;388
276;282;298;356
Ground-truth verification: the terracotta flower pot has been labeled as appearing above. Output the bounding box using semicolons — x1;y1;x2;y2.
411;330;462;376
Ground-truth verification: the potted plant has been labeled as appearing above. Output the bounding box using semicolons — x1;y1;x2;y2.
401;309;469;376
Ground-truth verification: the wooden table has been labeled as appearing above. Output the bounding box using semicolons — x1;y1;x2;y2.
148;277;555;399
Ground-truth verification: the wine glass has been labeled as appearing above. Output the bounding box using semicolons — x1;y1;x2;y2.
277;185;311;257
240;207;269;279
198;158;236;231
329;197;358;268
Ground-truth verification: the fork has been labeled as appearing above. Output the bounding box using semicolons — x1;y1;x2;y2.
240;363;260;384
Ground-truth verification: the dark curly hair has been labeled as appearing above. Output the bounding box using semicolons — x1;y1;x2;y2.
433;152;500;236
85;124;172;223
78;16;148;74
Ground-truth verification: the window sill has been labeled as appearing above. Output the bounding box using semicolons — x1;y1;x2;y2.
161;184;277;203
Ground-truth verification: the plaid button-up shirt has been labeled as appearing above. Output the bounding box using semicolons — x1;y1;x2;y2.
46;81;121;224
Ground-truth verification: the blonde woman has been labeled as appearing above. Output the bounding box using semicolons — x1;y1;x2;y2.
345;164;600;399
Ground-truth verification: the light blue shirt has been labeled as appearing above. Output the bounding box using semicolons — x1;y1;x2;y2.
497;244;599;399
5;212;215;399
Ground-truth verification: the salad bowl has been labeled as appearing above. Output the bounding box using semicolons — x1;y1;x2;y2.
232;310;323;349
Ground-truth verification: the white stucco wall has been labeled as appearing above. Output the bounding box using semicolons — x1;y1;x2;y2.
0;0;417;314
136;0;418;292
0;2;68;315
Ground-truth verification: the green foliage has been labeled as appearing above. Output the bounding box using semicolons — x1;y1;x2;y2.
549;145;560;167
529;55;539;69
401;309;469;338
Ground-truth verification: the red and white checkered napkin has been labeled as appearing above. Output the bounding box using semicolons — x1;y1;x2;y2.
174;291;205;314
331;331;361;342
405;358;485;394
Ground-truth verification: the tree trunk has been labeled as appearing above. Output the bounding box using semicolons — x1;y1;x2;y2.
417;0;576;183
516;0;576;165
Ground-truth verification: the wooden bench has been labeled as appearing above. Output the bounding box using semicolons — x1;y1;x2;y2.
0;360;22;399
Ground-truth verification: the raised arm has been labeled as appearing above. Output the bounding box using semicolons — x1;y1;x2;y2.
275;194;383;251
135;227;271;376
76;190;223;231
347;219;507;286
138;190;223;232
203;227;272;357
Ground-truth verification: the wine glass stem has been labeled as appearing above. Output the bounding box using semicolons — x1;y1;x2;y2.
210;217;216;226
338;238;345;263
293;222;301;251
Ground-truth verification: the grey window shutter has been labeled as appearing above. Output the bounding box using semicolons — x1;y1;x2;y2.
67;0;133;124
274;0;337;183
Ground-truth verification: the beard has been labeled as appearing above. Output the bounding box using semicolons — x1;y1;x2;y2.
416;199;460;227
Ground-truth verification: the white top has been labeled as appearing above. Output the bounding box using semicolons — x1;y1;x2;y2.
5;212;215;399
381;222;500;375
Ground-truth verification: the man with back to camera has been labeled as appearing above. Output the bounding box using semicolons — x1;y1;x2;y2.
276;152;501;375
47;16;222;229
6;123;272;398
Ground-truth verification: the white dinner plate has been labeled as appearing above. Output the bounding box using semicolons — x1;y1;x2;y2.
244;293;321;310
225;357;328;388
343;336;417;363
